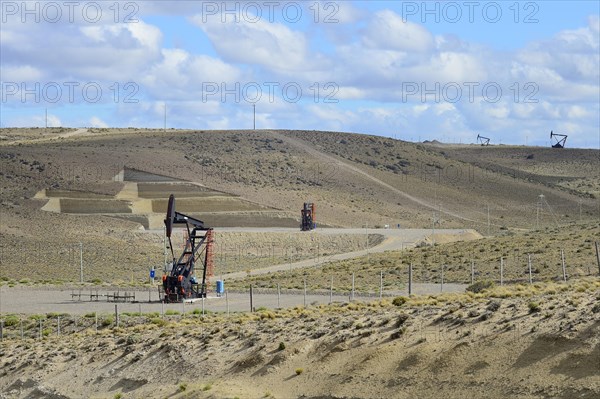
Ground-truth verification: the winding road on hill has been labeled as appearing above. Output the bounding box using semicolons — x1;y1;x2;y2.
266;130;499;228
216;227;480;280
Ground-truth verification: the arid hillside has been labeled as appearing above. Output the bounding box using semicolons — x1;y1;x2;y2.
0;279;598;399
0;128;598;283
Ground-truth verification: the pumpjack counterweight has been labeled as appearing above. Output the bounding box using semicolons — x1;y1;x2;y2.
161;194;214;302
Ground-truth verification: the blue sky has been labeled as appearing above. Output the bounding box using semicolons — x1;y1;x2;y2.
1;1;599;148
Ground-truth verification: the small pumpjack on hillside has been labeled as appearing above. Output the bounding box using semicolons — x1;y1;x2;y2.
161;194;214;303
550;131;567;148
301;202;316;231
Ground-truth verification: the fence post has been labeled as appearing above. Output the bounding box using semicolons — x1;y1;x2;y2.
0;320;3;342
57;316;61;336
115;304;119;328
379;271;383;300
500;257;504;286
277;283;281;309
470;260;475;285
528;254;533;284
250;285;254;312
408;263;413;296
226;291;230;316
138;303;142;316
595;242;600;276
351;273;355;302
95;313;98;333
39;319;42;340
561;249;567;282
303;278;307;308
440;264;444;293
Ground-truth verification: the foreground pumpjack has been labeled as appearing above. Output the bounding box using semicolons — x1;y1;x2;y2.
301;202;316;231
161;194;214;302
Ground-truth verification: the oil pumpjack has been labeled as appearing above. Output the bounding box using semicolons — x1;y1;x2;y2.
301;202;316;231
550;131;567;148
161;194;214;302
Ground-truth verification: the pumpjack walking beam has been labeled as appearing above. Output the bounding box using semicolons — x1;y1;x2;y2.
162;194;214;302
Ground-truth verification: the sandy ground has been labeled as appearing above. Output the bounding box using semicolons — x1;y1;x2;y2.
0;280;598;399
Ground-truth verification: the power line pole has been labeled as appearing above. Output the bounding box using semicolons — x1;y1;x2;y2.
487;204;490;236
431;211;436;246
79;242;83;283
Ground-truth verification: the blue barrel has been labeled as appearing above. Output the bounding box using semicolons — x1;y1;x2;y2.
216;280;224;296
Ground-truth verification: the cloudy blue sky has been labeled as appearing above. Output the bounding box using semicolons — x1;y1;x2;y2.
1;1;599;147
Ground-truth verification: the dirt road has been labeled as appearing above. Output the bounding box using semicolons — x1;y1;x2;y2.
216;227;480;279
0;283;467;315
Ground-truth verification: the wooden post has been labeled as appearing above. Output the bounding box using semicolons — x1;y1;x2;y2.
351;273;355;302
408;263;413;296
226;291;230;316
561;249;567;282
528;254;533;284
250;285;254;312
303;277;307;307
0;320;3;342
39;319;42;340
379;271;383;299
115;304;119;328
471;260;475;285
500;257;504;286
277;283;281;309
595;242;600;276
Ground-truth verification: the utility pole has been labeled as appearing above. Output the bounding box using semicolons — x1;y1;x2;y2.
536;194;545;229
79;242;83;283
487;205;490;236
431;211;436;246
